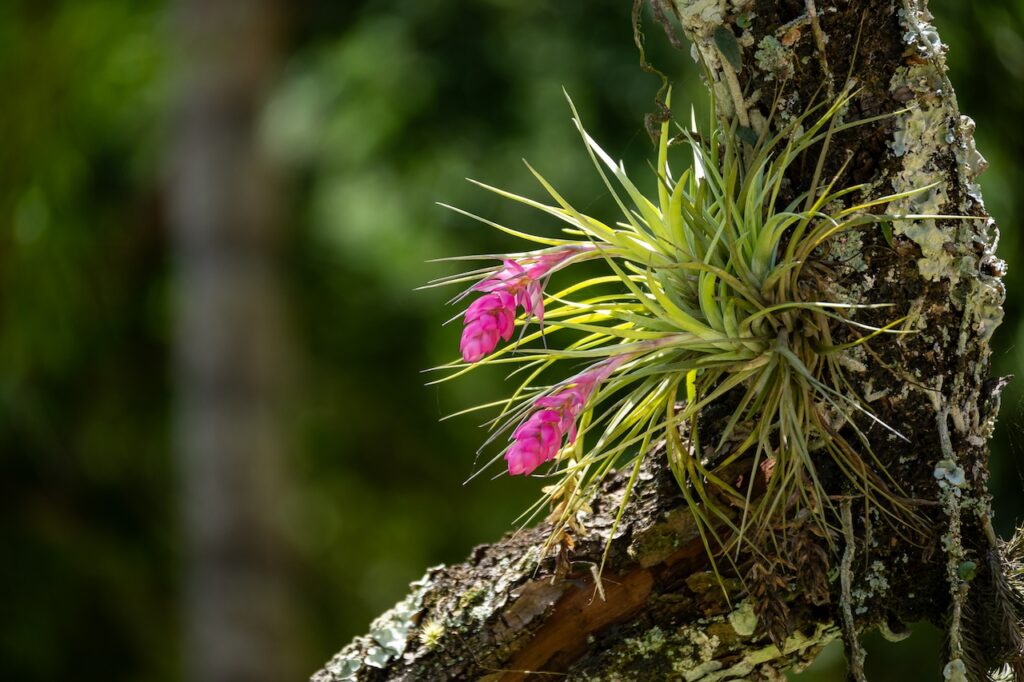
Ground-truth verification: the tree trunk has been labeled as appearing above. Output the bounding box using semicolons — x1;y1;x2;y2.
313;1;1013;679
168;1;301;680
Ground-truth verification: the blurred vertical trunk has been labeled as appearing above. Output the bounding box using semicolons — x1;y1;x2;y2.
167;1;299;680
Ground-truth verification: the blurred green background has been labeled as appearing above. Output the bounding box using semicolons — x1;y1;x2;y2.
1;0;1021;680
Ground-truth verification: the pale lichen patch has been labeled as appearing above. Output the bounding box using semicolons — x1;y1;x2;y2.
887;68;959;284
728;600;758;637
865;561;890;594
318;566;443;680
675;0;727;33
934;458;967;492
626;625;667;656
943;658;968;682
694;624;839;681
754;35;794;81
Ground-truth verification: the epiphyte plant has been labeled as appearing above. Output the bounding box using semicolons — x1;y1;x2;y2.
428;86;936;565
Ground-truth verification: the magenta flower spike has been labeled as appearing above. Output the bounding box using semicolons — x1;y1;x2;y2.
458;247;596;364
459;319;500;364
525;249;576;279
505;409;563;475
465;291;515;340
460;291;516;363
505;355;630;475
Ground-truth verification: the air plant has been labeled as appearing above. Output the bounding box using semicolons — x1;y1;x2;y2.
427;86;937;573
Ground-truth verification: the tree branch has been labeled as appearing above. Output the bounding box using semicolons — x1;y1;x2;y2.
315;456;838;681
314;1;1014;679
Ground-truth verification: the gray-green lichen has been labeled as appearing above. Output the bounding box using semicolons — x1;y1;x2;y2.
754;35;794;81
316;566;442;681
960;270;1004;353
900;1;945;60
600;620;724;680
453;545;544;627
696;623;839;681
728;600;758;637
885;11;1006;672
884;27;1006;610
580;604;834;682
826;230;867;274
625;625;668;656
887;3;998;295
934;458;967;492
865;561;890;595
887;8;1005;370
944;658;968;682
845;541;895;619
314;537;560;681
674;0;731;34
888;64;959;284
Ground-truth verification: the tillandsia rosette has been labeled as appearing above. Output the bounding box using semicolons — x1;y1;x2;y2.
428;88;947;569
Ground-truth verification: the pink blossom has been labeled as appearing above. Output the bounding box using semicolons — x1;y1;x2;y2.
505;440;547;476
505;355;630;475
465;291;515;340
534;392;583;441
517;280;545;321
525;249;578;279
460;292;515;362
505;410;563;475
460;317;501;363
474;248;580;325
475;259;545;320
477;258;526;288
458;247;592;364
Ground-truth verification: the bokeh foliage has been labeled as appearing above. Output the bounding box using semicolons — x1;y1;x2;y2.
0;1;1020;680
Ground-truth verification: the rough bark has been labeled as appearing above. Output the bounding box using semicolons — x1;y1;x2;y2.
168;1;302;680
314;1;1011;679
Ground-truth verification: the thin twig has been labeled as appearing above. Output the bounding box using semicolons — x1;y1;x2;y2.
840;498;868;682
805;0;835;99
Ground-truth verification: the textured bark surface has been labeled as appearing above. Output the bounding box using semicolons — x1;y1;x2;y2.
314;1;1011;679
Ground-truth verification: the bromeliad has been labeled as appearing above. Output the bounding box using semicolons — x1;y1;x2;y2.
427;87;949;566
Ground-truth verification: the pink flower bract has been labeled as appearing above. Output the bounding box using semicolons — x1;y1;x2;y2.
505;409;563;475
504;355;630;475
459;248;595;364
460;291;515;363
465;291;515;339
